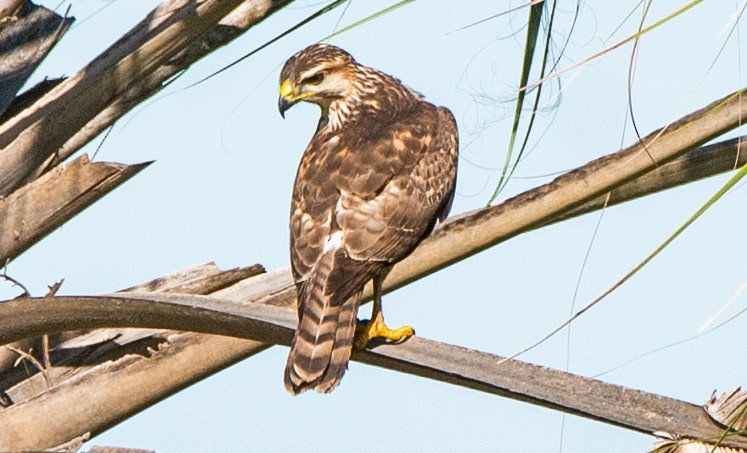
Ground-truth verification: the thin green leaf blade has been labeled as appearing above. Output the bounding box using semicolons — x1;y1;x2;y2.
320;0;417;41
488;0;544;204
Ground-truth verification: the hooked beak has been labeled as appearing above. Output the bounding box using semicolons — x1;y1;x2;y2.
278;79;296;119
278;97;295;119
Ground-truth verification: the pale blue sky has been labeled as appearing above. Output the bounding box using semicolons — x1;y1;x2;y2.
2;1;746;451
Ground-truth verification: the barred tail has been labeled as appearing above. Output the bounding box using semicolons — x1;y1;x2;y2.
284;254;360;395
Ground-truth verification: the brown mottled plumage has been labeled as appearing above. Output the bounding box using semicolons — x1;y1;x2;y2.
278;44;458;395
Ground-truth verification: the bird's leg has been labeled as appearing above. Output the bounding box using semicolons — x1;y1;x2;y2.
354;274;414;349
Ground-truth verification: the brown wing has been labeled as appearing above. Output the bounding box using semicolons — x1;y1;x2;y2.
336;105;457;263
290;101;458;304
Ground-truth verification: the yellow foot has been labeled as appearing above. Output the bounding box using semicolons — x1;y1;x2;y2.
354;315;414;349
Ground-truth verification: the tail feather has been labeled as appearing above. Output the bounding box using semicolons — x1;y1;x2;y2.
316;295;359;393
284;253;360;395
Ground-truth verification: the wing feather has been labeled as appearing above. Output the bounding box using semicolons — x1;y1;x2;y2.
336;104;458;264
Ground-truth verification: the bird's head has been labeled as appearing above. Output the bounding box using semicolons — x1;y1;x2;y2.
278;44;358;118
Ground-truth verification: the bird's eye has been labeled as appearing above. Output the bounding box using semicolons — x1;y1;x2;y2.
301;72;325;85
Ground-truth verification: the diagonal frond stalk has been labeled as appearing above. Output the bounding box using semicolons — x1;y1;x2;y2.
390;86;747;293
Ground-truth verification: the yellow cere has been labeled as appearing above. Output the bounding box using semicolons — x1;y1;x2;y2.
280;80;294;98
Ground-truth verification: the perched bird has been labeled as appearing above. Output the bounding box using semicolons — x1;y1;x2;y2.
278;44;458;394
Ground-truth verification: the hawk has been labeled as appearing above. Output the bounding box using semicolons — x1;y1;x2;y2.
278;44;458;394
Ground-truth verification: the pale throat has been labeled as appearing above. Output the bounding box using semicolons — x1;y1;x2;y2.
322;98;353;131
320;93;390;132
